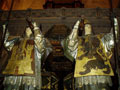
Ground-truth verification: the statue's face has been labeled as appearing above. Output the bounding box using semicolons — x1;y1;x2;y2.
85;24;92;35
25;27;32;38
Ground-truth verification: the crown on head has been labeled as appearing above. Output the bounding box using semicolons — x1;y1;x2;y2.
84;19;90;25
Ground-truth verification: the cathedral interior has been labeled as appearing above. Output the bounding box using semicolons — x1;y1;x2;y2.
0;0;120;90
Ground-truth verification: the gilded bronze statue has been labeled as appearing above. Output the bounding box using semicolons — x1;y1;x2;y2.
1;22;52;90
61;18;119;90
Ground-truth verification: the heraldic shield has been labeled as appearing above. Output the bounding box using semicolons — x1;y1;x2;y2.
74;34;114;77
2;39;35;76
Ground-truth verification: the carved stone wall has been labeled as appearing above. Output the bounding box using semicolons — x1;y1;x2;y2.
0;8;120;36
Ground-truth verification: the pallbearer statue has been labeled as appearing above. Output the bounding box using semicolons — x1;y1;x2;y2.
61;18;119;90
1;22;52;90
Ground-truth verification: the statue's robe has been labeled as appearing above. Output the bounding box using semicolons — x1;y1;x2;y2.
62;33;114;90
75;34;114;77
1;37;52;90
2;39;35;75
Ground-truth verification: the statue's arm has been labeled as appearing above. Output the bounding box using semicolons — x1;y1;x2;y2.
2;25;19;51
101;17;119;53
61;20;80;62
33;23;52;57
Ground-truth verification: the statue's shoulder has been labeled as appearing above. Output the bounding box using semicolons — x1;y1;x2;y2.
94;33;105;39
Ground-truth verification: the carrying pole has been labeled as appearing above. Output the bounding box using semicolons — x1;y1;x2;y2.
0;0;14;57
109;0;120;89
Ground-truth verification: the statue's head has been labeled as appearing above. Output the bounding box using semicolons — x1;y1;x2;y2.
84;23;92;35
82;19;93;35
25;27;32;38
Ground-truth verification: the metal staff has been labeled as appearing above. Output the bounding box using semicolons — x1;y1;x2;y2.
0;0;14;57
109;0;120;89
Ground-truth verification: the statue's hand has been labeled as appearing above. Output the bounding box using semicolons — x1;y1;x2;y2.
69;20;80;40
68;20;80;49
32;22;43;38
